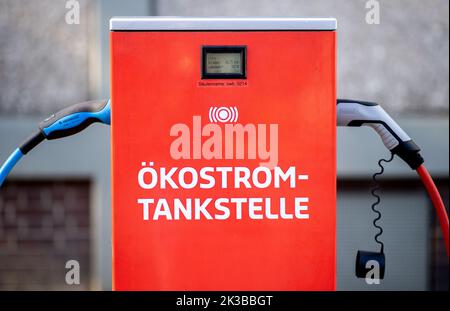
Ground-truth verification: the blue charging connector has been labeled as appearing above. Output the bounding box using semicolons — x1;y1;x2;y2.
0;99;111;186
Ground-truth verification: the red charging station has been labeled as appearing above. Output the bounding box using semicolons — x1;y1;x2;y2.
110;17;337;290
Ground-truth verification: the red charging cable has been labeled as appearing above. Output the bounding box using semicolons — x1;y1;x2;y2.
416;164;449;257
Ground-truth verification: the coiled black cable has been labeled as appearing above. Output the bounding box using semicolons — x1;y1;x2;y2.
371;153;395;254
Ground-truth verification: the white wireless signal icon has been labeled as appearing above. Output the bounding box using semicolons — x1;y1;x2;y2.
209;106;239;123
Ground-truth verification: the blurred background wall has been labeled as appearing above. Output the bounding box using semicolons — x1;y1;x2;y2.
0;0;448;290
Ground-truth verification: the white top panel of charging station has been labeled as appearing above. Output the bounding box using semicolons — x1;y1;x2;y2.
110;17;337;31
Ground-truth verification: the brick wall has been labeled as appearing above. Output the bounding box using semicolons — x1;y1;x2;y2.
0;180;91;290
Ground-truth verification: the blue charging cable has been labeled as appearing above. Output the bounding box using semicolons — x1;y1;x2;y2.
0;149;23;186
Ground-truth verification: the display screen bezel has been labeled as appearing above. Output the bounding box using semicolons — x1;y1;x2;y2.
201;46;247;79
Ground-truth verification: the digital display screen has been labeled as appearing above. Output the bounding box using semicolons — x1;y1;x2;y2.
205;53;242;74
202;46;246;79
